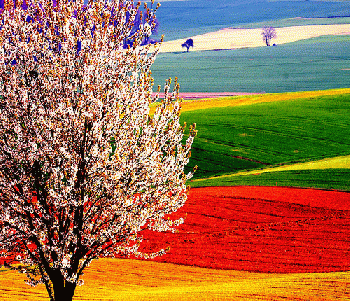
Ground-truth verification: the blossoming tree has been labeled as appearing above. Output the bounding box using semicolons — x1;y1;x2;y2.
0;0;196;300
261;26;277;46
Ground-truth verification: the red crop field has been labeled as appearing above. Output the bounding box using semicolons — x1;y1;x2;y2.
2;186;350;274
139;186;350;273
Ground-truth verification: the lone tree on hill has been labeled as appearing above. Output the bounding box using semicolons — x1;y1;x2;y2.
261;26;277;46
182;38;194;52
0;0;196;300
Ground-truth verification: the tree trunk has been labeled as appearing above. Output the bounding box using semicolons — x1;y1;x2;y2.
53;282;76;301
50;270;77;301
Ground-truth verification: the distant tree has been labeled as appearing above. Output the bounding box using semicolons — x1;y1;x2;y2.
182;38;194;52
0;0;196;301
261;26;277;46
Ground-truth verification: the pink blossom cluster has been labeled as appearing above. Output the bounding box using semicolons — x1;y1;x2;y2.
0;0;196;299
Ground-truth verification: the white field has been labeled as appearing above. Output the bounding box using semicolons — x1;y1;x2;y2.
159;24;350;53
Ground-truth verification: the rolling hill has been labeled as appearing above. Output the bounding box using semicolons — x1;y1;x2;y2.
154;0;350;41
176;89;350;191
152;40;350;93
2;0;350;299
2;90;350;300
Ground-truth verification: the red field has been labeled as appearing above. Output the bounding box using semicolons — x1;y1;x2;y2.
2;186;350;274
140;186;350;273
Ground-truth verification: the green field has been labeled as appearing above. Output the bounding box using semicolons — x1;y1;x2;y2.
152;40;350;93
239;17;350;29
181;93;350;190
289;34;350;45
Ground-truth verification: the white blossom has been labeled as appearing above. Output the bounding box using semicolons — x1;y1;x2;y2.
0;1;196;300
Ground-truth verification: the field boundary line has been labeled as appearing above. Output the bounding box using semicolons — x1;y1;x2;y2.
192;154;350;182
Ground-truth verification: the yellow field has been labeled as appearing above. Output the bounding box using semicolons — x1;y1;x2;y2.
150;88;350;115
178;88;350;113
192;154;350;183
1;259;349;300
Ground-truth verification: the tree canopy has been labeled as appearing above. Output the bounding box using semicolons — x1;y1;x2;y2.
0;0;196;300
182;38;194;52
261;26;277;46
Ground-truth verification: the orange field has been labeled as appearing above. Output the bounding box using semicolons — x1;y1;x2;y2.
1;258;350;300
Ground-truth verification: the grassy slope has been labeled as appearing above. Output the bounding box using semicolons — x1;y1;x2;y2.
1;259;349;300
178;90;350;190
239;16;350;29
290;34;350;45
177;88;350;113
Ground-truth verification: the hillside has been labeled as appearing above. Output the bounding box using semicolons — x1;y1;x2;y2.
2;259;349;300
150;1;350;94
160;24;350;53
152;39;350;93
154;0;350;41
2;90;350;299
2;186;350;300
2;1;350;300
